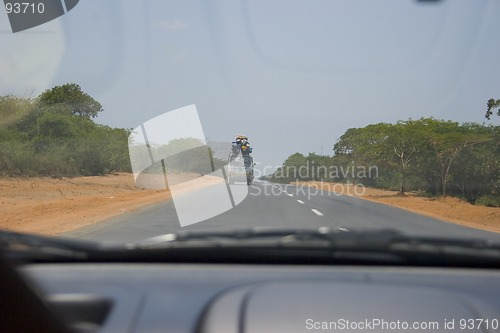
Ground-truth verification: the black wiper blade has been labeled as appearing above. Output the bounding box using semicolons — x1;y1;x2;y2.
0;230;99;262
4;228;499;267
129;227;500;250
387;235;500;266
125;228;500;267
127;227;354;249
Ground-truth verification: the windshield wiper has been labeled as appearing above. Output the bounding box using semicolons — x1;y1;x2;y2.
0;231;99;263
122;227;500;267
129;227;497;250
2;228;500;267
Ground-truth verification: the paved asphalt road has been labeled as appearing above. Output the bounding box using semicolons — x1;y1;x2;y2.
64;181;500;243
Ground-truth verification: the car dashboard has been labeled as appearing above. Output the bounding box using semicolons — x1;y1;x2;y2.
16;263;500;333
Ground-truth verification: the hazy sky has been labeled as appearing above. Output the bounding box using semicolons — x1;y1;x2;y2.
1;0;500;174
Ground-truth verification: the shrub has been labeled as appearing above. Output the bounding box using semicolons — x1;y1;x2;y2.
475;195;500;208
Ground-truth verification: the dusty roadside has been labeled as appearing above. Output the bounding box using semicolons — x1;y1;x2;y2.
0;173;222;236
0;173;169;235
297;181;500;234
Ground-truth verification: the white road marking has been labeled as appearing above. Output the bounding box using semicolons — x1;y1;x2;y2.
297;200;304;204
285;192;293;197
311;209;323;216
338;227;349;232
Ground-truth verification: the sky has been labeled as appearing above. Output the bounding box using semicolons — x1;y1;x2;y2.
1;0;500;175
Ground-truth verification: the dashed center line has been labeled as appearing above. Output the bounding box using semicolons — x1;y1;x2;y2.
311;209;323;216
284;190;322;215
338;227;349;232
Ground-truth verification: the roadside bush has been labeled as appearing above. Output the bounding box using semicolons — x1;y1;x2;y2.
0;142;34;176
0;87;135;177
475;195;500;208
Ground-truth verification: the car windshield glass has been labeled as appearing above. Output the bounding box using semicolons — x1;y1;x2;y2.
1;0;499;247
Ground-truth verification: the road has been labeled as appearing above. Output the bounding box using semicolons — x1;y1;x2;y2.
64;181;500;243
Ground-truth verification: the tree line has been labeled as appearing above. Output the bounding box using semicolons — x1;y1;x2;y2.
267;118;499;207
0;83;131;177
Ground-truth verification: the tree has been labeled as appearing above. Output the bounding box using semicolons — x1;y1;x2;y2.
451;139;498;203
305;153;333;181
334;124;398;185
333;122;432;193
37;83;103;118
446;124;499;203
383;121;426;194
36;113;79;139
283;153;307;180
331;118;497;198
486;98;500;120
424;119;491;197
334;125;387;163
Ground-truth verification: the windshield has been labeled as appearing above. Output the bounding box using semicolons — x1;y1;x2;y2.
1;0;499;245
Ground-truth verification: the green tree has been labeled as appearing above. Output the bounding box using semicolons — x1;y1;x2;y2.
282;153;306;180
451;141;498;203
305;153;332;181
486;98;500;120
332;118;497;199
334;124;395;185
422;119;491;197
448;124;499;203
373;121;427;194
0;89;134;177
35;113;79;139
37;83;103;118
